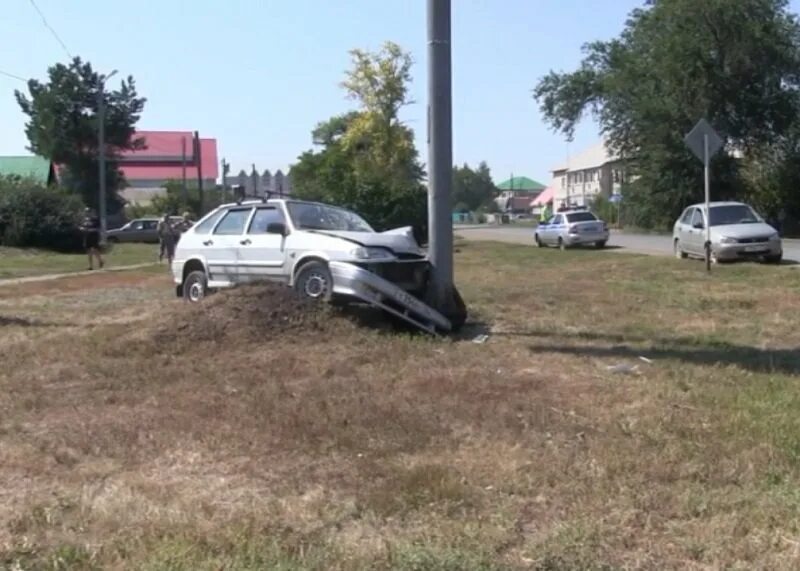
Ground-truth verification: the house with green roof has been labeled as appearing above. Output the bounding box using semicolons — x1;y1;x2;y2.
0;156;57;186
494;175;546;213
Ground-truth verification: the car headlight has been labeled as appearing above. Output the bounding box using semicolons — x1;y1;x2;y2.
719;236;737;244
350;246;394;260
769;233;780;241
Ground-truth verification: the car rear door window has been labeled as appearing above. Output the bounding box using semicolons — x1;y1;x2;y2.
248;207;285;234
193;209;227;234
214;208;252;235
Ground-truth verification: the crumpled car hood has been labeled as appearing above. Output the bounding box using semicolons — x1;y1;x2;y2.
310;227;423;254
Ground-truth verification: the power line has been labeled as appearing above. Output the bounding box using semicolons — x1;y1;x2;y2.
27;0;73;59
0;69;26;82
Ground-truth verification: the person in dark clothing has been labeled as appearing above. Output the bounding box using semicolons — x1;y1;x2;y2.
81;208;104;270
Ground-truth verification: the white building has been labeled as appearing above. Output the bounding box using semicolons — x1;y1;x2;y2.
551;141;627;209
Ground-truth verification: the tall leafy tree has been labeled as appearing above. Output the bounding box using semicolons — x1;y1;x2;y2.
534;0;800;228
452;162;497;212
291;42;426;235
15;57;146;212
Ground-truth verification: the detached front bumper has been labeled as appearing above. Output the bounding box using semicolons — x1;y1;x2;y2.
715;241;782;260
329;261;451;334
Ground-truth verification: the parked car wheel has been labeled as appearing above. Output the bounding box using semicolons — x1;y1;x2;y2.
674;239;687;259
595;241;607;249
764;254;783;264
183;270;208;303
534;234;543;248
294;261;333;301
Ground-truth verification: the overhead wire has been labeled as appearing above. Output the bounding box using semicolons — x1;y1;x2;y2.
27;0;73;59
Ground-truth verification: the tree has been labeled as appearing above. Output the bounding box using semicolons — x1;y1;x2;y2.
291;42;426;235
452;162;497;212
534;0;800;228
15;57;146;213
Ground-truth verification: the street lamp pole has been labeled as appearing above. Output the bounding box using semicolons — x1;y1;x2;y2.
427;0;467;329
97;69;117;243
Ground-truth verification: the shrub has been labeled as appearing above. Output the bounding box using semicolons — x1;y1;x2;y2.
0;176;84;251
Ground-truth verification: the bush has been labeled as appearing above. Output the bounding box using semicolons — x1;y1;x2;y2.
0;176;84;251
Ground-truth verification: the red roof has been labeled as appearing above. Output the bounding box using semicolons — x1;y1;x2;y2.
119;130;219;181
531;186;554;207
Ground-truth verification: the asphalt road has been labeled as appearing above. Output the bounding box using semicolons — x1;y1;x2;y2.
456;225;800;264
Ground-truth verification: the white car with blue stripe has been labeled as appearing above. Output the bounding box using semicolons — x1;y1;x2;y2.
534;208;610;249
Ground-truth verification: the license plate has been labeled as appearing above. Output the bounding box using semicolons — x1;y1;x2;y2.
744;245;766;252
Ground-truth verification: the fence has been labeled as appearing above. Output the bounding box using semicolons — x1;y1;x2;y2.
224;168;292;197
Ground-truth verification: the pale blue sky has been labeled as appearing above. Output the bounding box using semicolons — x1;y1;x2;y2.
3;1;798;184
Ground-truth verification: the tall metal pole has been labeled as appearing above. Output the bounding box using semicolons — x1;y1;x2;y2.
427;0;454;312
97;86;107;243
181;136;188;205
704;134;711;272
194;131;204;214
97;69;117;244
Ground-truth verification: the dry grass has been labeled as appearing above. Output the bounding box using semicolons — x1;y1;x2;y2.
1;244;800;569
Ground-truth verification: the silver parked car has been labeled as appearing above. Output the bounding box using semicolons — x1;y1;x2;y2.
535;208;610;249
107;217;185;243
673;201;782;264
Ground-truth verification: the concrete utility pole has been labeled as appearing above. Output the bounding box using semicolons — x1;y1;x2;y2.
194;131;204;214
97;69;117;243
427;0;465;327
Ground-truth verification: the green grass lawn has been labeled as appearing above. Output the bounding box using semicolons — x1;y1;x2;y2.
3;243;800;569
0;243;158;279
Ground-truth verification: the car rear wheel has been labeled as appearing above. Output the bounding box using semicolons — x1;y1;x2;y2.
294;261;333;301
183;270;207;303
674;239;687;259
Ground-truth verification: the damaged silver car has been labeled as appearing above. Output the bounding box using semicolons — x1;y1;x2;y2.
171;199;451;333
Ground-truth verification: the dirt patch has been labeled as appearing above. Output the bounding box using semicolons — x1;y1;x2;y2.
148;282;346;351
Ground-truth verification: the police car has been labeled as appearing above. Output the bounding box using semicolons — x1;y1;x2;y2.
534;208;610;250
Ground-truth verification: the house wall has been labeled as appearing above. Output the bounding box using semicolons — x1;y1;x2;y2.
552;160;626;208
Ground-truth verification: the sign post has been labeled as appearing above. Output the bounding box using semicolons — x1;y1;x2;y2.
684;119;723;272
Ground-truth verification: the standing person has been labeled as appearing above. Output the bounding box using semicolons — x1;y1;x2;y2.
81;208;104;270
157;213;178;266
540;202;552;223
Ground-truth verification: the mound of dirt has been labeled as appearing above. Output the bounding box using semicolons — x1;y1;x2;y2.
152;283;343;349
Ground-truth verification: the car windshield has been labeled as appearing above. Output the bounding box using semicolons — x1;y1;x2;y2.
287;202;373;232
566;212;598;223
709;205;761;226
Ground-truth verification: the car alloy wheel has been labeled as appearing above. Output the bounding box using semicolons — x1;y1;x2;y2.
183;270;207;303
295;261;333;302
303;271;329;298
674;239;686;259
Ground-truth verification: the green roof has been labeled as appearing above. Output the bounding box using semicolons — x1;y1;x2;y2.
0;156;53;184
496;176;546;192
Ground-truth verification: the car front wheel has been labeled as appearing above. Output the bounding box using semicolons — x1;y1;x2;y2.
535;234;543;248
674;239;687;259
183;270;208;303
764;254;783;265
294;261;333;301
595;241;607;249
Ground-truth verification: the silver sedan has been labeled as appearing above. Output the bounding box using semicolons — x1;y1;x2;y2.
535;209;610;249
673;201;782;264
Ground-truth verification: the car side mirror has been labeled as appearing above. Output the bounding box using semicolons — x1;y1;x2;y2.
267;222;288;236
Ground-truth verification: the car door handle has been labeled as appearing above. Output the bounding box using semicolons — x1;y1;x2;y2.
240;239;251;246
202;240;214;246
